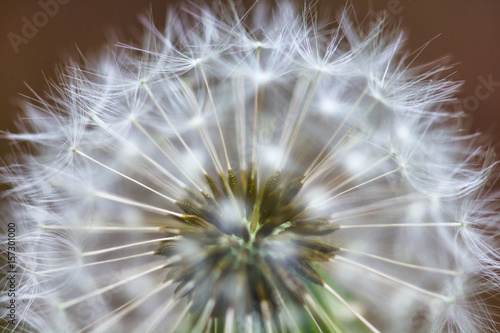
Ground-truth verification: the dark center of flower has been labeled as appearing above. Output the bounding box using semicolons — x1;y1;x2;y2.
155;168;339;325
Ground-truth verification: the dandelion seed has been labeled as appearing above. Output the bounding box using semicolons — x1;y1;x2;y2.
2;2;499;332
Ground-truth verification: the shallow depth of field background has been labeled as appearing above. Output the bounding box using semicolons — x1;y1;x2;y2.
0;0;499;324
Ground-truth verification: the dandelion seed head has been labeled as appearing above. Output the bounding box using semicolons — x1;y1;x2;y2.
2;1;499;333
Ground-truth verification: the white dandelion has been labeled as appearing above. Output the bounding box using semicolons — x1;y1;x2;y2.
2;2;499;332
